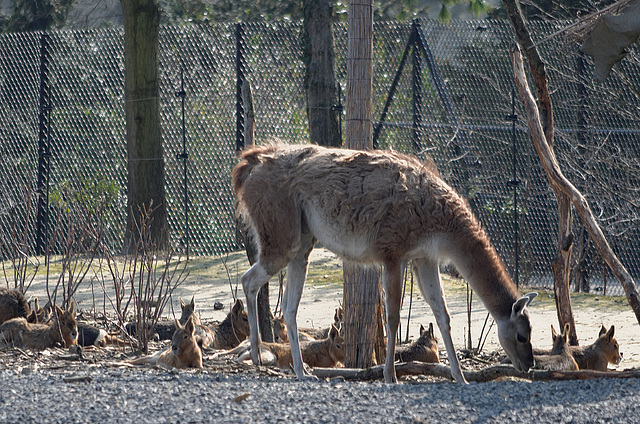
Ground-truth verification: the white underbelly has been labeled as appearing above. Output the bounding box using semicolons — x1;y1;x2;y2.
304;206;376;263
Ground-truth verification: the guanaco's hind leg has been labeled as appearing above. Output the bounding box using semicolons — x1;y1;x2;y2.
412;258;468;384
282;232;316;380
382;263;403;384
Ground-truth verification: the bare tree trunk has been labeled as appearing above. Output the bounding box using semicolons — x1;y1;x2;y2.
303;0;341;147
121;0;168;251
502;0;577;345
510;45;640;329
343;0;385;368
239;79;273;342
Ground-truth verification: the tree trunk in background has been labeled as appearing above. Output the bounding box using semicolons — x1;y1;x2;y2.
502;0;577;345
122;0;169;251
303;0;341;147
343;0;385;368
240;79;274;342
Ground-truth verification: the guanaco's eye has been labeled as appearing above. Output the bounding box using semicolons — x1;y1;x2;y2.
516;333;528;344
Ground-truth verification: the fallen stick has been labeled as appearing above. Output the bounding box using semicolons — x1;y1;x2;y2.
313;362;640;382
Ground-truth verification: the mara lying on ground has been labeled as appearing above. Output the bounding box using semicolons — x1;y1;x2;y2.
208;299;251;350
179;296;214;349
533;324;622;371
232;143;537;383
273;306;344;343
533;323;579;371
395;323;440;364
232;323;344;370
131;316;203;369
0;302;78;349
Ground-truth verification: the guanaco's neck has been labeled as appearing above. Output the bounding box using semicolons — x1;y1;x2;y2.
453;232;519;321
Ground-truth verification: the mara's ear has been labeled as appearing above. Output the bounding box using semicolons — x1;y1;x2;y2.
68;301;76;315
511;292;537;319
190;296;195;308
174;318;182;329
427;322;435;338
180;298;186;308
185;316;195;334
55;305;64;316
563;323;571;337
606;325;615;341
329;324;339;340
419;324;425;335
599;324;607;337
232;299;242;314
551;324;558;339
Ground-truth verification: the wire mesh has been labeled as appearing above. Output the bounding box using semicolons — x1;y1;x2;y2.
0;19;638;296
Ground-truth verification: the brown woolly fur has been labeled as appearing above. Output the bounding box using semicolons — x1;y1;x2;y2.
0;302;78;349
131;316;202;369
233;144;536;384
395;323;439;364
533;324;622;371
0;288;30;325
210;299;250;350
238;324;344;370
533;323;579;371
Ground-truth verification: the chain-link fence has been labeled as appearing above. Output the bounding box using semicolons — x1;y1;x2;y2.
0;19;638;295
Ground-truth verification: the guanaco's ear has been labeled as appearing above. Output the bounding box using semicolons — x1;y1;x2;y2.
427;322;435;338
180;298;186;308
511;292;537;319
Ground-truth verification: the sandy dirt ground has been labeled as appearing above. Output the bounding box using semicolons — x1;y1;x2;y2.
26;248;639;370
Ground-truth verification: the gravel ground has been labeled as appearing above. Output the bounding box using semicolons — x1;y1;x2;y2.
1;361;639;424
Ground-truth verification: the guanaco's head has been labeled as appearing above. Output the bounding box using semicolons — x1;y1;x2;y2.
497;292;537;373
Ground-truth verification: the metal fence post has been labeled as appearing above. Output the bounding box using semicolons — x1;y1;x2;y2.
236;23;245;153
35;32;52;256
175;68;189;261
506;88;519;288
235;23;246;250
411;28;422;155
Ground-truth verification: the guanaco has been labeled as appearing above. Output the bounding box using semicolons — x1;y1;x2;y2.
233;144;537;383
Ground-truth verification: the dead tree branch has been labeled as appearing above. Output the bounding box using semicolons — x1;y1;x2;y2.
510;45;640;327
313;363;640;383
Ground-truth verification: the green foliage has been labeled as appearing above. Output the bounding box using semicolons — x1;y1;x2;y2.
0;0;73;31
490;0;619;20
